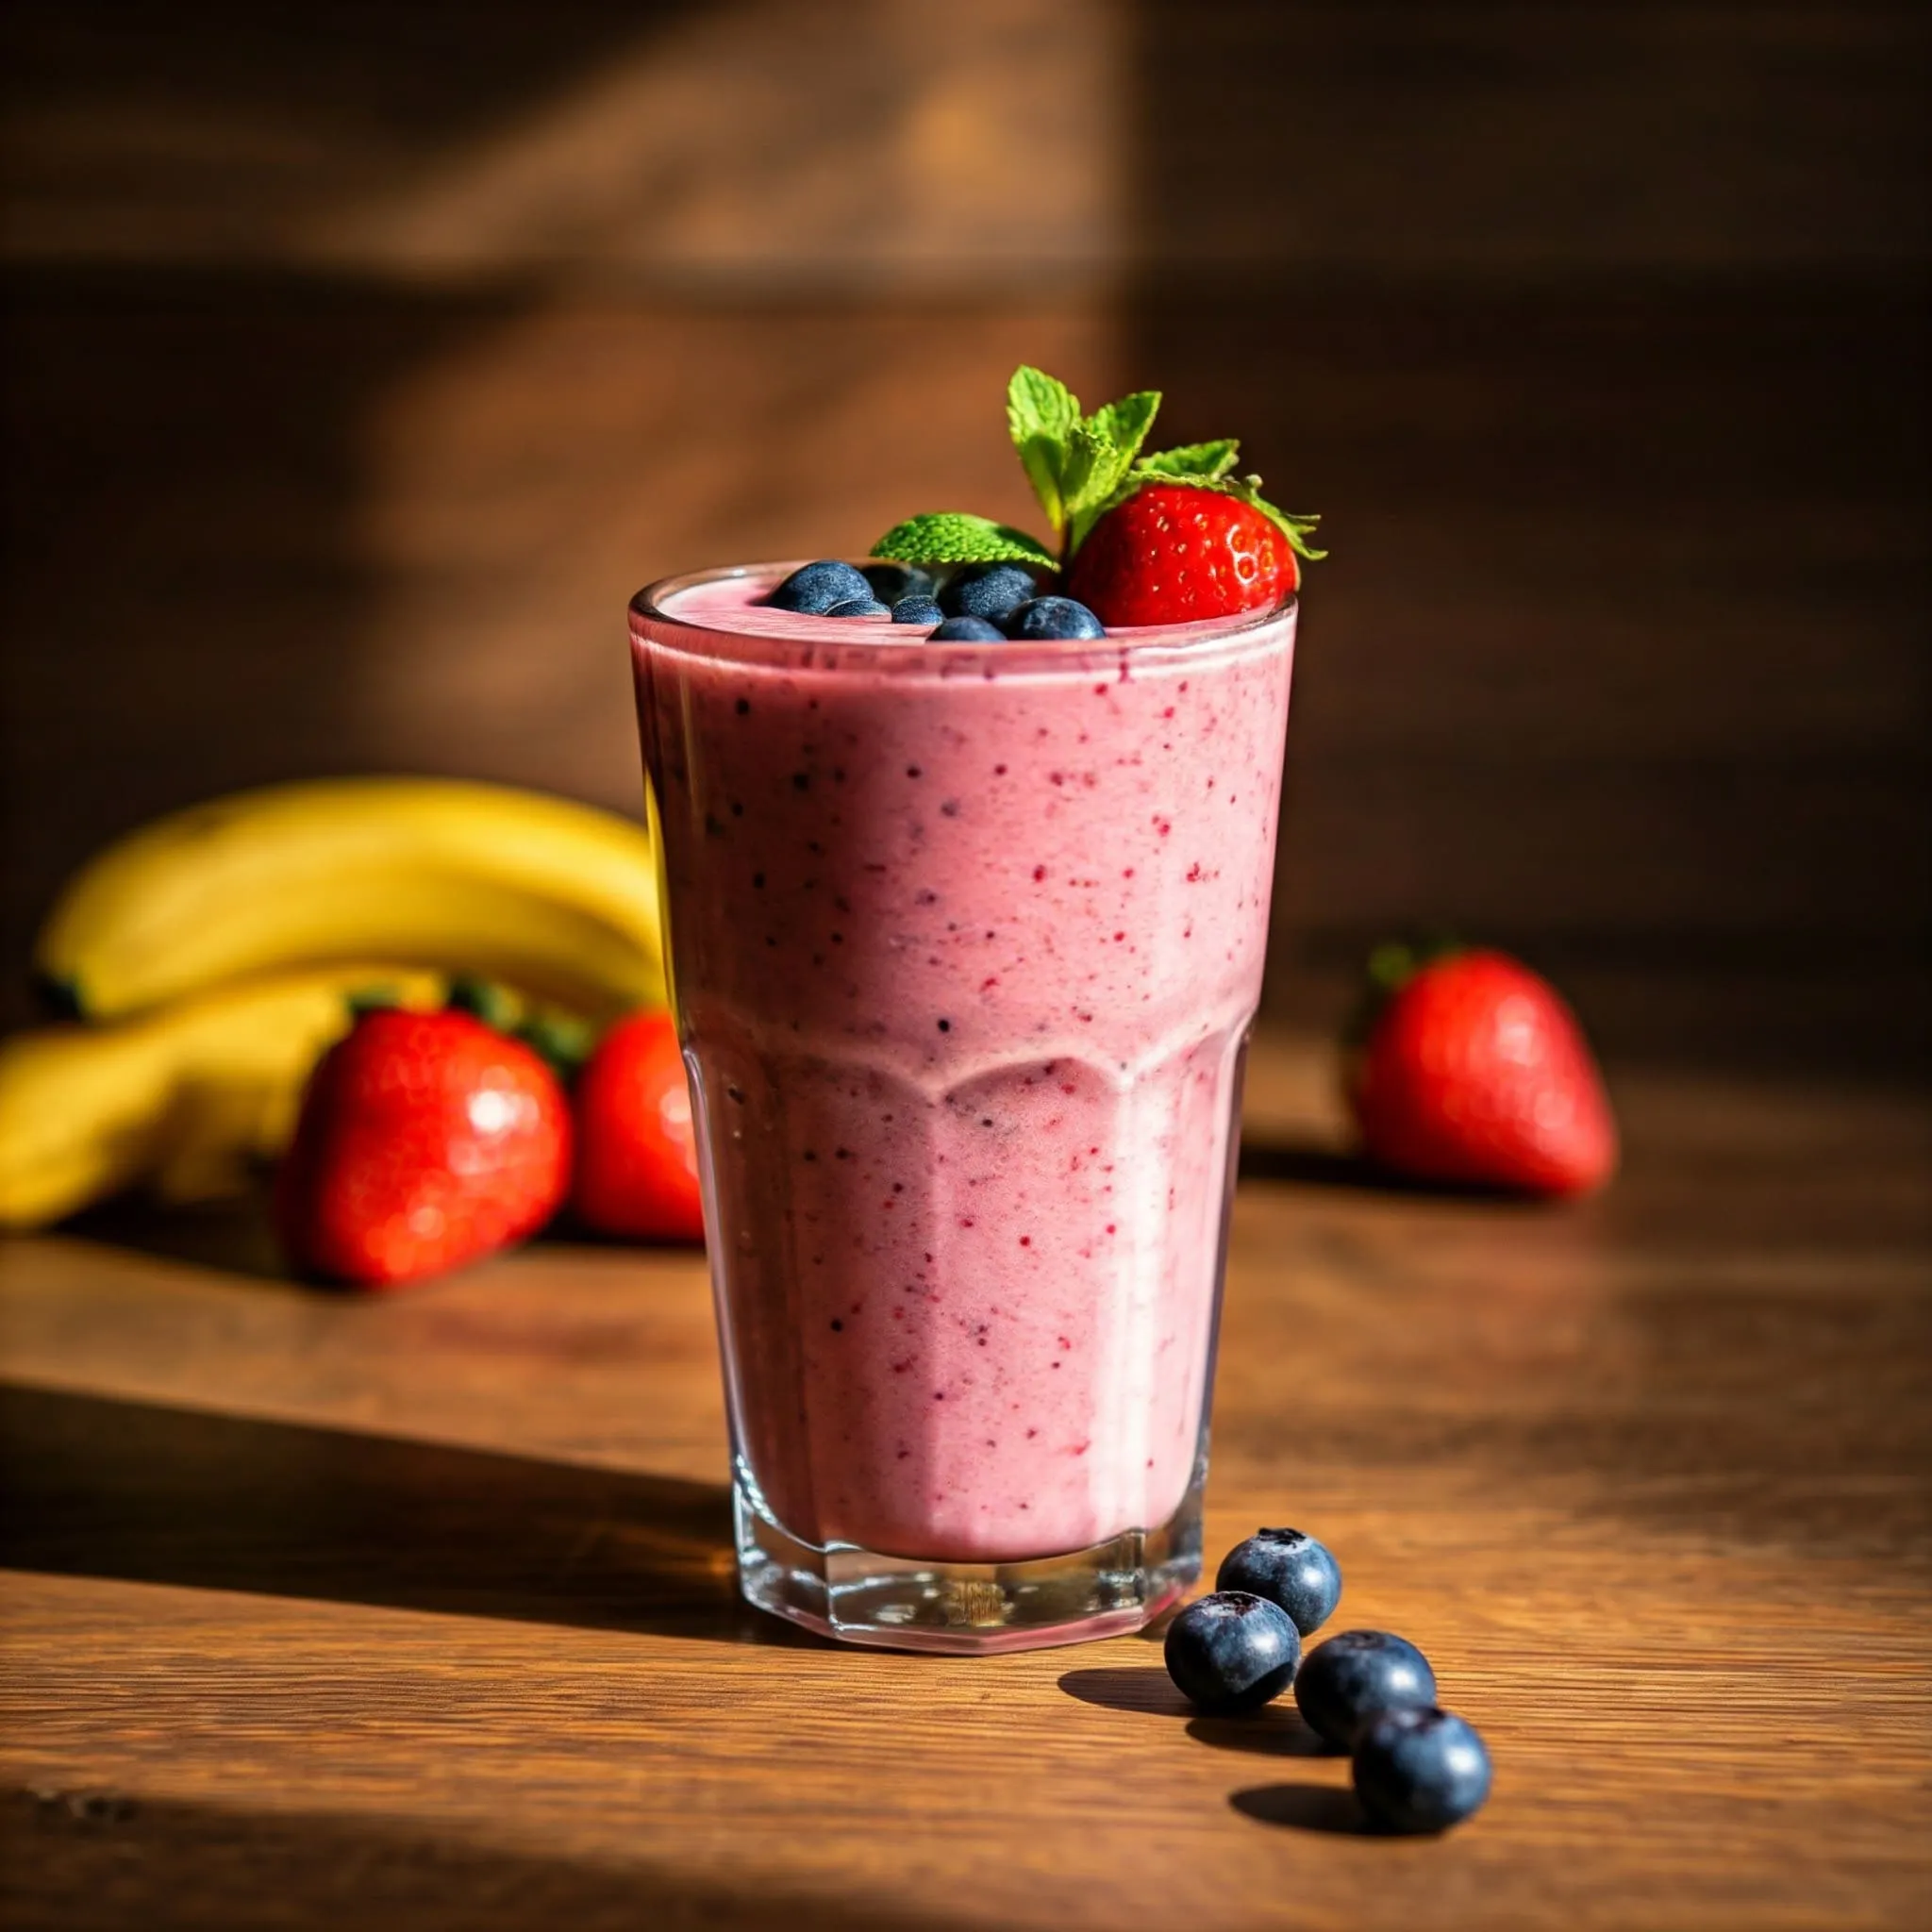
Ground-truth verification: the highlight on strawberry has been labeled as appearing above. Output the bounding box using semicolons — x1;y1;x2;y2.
275;1006;574;1289
870;364;1324;629
1345;942;1619;1198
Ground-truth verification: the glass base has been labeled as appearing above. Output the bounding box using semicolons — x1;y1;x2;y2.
733;1459;1204;1654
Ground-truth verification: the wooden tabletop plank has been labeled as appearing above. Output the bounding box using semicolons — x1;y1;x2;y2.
4;1038;1929;1929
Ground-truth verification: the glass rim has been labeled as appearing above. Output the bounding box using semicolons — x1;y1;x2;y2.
629;560;1296;676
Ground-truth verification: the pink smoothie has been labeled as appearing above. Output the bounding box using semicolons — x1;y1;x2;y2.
632;569;1294;1563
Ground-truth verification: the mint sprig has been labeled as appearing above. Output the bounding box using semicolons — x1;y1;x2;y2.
869;365;1324;573
870;512;1057;569
1007;366;1162;551
1006;366;1080;535
1136;439;1241;481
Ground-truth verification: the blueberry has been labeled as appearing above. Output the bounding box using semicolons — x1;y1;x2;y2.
1162;1591;1301;1716
824;595;891;618
862;562;935;604
1293;1630;1438;1748
1215;1528;1342;1637
929;616;1005;642
939;562;1041;624
1003;596;1106;641
891;595;945;625
1352;1708;1491;1833
765;560;872;614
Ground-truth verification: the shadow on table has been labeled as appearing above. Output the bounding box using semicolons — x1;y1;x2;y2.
0;1381;824;1645
57;1194;292;1285
1058;1667;1337;1757
55;1192;683;1288
1227;1783;1369;1835
1237;1137;1530;1199
3;1786;967;1932
1057;1665;1194;1717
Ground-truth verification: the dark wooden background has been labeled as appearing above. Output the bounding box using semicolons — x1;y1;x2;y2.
3;0;1926;1080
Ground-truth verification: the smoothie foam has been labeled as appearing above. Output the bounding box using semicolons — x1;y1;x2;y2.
633;570;1294;1563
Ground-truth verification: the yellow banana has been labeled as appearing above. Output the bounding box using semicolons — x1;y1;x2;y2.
35;778;665;1024
0;966;444;1230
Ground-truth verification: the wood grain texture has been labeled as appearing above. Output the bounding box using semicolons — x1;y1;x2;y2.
3;1036;1929;1929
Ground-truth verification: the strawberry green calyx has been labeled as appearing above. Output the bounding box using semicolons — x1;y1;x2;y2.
1367;936;1466;997
444;974;523;1032
518;1009;595;1087
1347;935;1466;1047
870;512;1057;570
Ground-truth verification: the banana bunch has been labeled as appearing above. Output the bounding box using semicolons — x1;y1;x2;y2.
0;966;446;1227
37;777;665;1021
2;777;667;1230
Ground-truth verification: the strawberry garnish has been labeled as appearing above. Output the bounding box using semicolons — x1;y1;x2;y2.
1347;946;1618;1197
1069;483;1297;627
870;365;1322;625
275;1007;571;1286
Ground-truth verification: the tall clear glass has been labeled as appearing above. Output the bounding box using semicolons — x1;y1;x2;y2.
630;566;1296;1651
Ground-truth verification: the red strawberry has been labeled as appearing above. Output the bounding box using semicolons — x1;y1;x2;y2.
275;1008;571;1286
1069;484;1298;627
1348;948;1617;1196
571;1009;705;1242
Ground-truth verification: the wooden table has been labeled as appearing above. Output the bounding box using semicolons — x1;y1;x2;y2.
4;1036;1928;1929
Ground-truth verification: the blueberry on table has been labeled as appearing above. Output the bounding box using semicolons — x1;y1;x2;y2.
863;561;936;603
824;595;892;618
1163;1591;1301;1716
930;616;1006;642
1215;1528;1342;1637
1352;1708;1491;1833
1293;1630;1438;1747
1004;596;1106;641
939;562;1041;624
765;560;872;613
891;595;945;625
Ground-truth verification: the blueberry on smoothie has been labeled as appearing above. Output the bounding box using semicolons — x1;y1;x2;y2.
862;561;935;604
939;562;1041;624
891;595;945;625
1003;596;1106;641
1352;1708;1492;1833
766;560;872;613
1163;1591;1301;1715
1293;1630;1438;1748
825;594;892;618
1215;1528;1342;1637
930;616;1006;642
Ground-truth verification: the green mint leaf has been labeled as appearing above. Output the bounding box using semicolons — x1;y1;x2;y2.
1007;364;1079;445
1137;438;1240;480
1007;366;1080;536
871;513;1057;568
1015;436;1067;537
1057;422;1114;519
1061;422;1146;551
1086;390;1160;472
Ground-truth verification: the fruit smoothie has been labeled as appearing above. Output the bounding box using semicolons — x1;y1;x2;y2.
631;568;1294;1570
